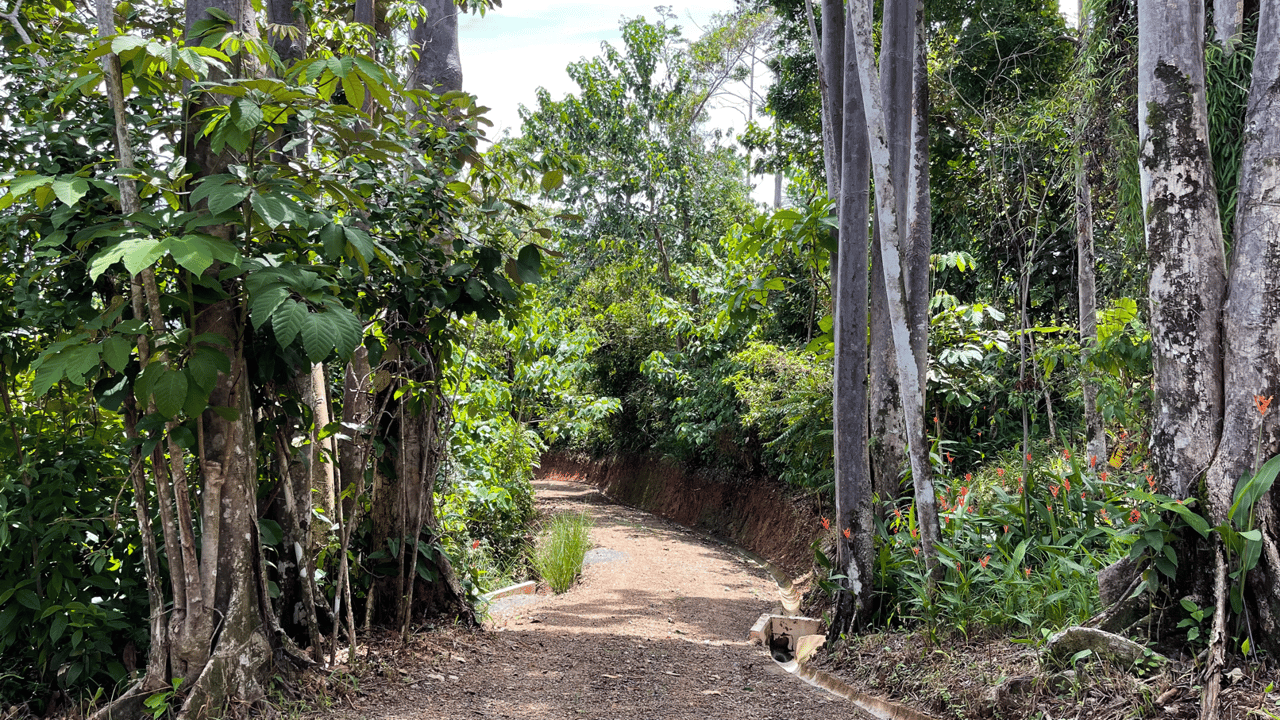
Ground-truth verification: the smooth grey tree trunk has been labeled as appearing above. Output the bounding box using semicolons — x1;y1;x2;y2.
411;0;462;93
830;0;872;634
1200;3;1280;716
1076;154;1106;465
1213;0;1243;51
1136;0;1226;501
848;0;941;578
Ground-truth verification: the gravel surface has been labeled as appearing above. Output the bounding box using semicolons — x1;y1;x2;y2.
324;478;841;720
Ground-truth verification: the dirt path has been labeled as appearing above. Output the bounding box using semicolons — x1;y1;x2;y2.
329;477;837;719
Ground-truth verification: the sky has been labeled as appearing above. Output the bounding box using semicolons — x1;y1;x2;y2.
457;2;740;140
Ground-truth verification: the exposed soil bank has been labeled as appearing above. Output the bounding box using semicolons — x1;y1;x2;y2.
537;453;820;577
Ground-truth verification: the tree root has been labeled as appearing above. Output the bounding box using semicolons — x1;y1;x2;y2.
1200;539;1229;720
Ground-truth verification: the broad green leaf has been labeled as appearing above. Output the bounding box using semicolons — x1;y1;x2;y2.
300;311;337;363
249;285;289;330
51;177;90;207
230;98;263;131
111;35;148;54
272;300;308;347
187;346;230;391
340;72;365;109
540;169;564;192
319;222;345;261
152;368;188;418
326;306;363;360
124;238;169;276
102;336;131;372
258;518;283;546
49;614;68;643
62;344;102;385
1167;502;1211;538
516;244;542;283
251;192;304;229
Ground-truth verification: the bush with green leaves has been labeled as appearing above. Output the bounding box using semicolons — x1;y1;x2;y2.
0;395;149;710
532;512;594;594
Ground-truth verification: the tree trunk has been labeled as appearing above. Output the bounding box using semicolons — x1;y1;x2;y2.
1137;0;1227;502
1213;0;1243;51
366;346;473;629
1076;147;1106;464
830;0;872;635
870;232;907;505
410;0;462;93
848;0;941;578
1200;3;1280;715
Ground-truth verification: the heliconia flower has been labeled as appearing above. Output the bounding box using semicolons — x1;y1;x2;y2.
997;468;1006;477
946;452;954;463
965;473;972;483
843;528;851;539
1130;508;1141;523
1100;471;1109;482
894;507;903;520
1090;455;1098;469
956;561;963;571
1024;567;1031;578
1003;525;1010;534
1026;453;1033;462
980;555;990;568
913;546;920;556
910;527;918;539
1147;475;1156;490
821;517;830;530
1050;484;1060;498
472;540;480;549
960;486;970;496
1063;448;1070;459
1063;478;1071;492
1082;492;1087;500
1098;508;1110;522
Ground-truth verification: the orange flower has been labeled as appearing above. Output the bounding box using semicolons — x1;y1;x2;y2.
913;546;920;556
1024;567;1031;578
1003;524;1010;534
1100;471;1109;482
980;555;991;568
997;468;1006;477
821;516;830;530
1082;492;1087;500
946;452;954;463
956;561;963;571
843;528;851;539
1147;475;1157;491
1050;484;1060;498
1063;478;1071;492
1090;455;1098;469
1026;453;1033;462
1130;508;1141;523
965;473;972;483
910;526;918;539
1063;448;1071;459
960;486;970;496
1098;508;1110;522
894;507;903;520
472;540;480;549
1256;395;1273;416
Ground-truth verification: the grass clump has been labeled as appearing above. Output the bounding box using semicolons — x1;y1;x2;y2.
532;512;593;593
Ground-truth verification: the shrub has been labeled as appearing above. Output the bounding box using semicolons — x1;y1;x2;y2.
532;512;593;593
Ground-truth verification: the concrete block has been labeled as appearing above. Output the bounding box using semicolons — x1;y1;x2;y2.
795;634;825;663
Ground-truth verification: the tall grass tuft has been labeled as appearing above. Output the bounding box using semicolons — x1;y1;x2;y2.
532;512;593;593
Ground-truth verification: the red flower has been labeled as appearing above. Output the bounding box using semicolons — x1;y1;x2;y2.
843;528;851;539
960;486;970;496
1147;475;1156;491
913;546;920;556
822;516;830;530
1100;471;1109;482
894;507;903;520
472;540;480;549
997;468;1006;477
1003;525;1010;534
1090;455;1098;469
1130;508;1141;523
1026;453;1033;462
910;527;918;539
1082;492;1087;500
980;555;991;568
956;561;963;571
946;452;954;463
1063;448;1071;459
965;473;972;483
1063;478;1071;492
1098;508;1110;522
1256;395;1273;416
1024;567;1031;578
1050;484;1060;498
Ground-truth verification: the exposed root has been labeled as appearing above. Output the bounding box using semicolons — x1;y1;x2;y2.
1199;540;1229;720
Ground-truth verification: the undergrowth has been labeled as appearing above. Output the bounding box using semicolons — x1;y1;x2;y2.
532;512;594;593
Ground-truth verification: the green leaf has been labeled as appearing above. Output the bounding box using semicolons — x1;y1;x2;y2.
110;35;148;54
300;311;337;363
251;192;304;229
326;306;363;360
540;169;564;192
204;183;251;216
516;244;542;284
319;222;345;261
272;300;307;348
49;614;68;643
187;346;230;391
51;177;90;206
102;336;131;372
1167;502;1211;538
152;369;189;419
258;518;283;546
250;285;289;330
168;234;238;277
230;98;263;131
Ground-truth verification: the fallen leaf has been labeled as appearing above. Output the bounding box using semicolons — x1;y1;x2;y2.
701;690;722;696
